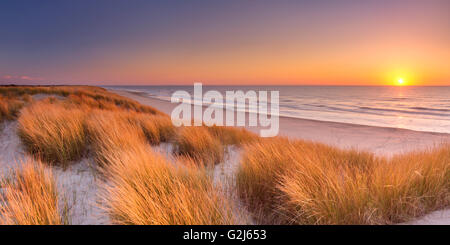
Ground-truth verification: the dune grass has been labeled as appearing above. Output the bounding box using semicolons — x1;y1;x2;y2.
0;85;163;115
17;99;86;166
237;138;450;224
100;144;238;225
150;115;177;142
3;85;245;225
117;111;176;145
85;110;148;167
368;146;450;223
85;110;176;166
8;85;169;166
173;126;224;166
206;125;259;146
0;95;25;122
0;159;66;225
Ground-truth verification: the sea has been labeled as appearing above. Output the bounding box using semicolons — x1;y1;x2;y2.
104;85;450;134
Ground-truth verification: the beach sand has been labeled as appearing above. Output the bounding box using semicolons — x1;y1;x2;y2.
112;89;450;156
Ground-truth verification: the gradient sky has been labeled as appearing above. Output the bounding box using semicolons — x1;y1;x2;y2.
1;0;449;86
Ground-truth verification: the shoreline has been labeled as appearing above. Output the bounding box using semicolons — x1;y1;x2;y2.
111;89;450;156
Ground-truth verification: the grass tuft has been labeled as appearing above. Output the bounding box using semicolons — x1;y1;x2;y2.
84;110;147;167
206;125;259;146
100;144;238;225
237;138;450;224
0;159;66;225
0;95;24;122
17;100;86;166
174;126;224;166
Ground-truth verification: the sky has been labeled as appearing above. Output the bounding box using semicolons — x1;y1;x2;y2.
0;0;449;86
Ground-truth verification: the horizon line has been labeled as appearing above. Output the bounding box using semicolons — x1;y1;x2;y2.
2;83;450;87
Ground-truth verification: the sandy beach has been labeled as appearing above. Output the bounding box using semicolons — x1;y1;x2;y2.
112;89;450;156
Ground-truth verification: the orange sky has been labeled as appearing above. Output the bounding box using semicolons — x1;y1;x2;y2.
1;1;449;86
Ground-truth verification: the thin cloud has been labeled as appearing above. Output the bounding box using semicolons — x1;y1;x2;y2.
20;75;33;80
1;74;44;82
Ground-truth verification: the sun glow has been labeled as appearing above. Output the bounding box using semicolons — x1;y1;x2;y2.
383;69;416;86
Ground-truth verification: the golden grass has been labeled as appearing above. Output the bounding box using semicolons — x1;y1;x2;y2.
150;115;177;142
174;126;224;166
100;144;238;225
237;138;450;224
8;85;169;166
0;159;65;225
118;112;176;145
206;125;259;146
85;110;176;166
17;100;86;166
0;85;163;115
84;110;147;167
0;95;24;122
368;147;450;223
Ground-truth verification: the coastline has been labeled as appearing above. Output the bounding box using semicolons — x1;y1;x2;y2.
111;89;450;156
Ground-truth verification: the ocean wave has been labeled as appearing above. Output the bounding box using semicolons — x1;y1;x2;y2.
409;107;450;112
359;106;449;117
107;85;450;134
145;91;450;118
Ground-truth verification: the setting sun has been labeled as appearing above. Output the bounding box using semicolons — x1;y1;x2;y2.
397;78;405;85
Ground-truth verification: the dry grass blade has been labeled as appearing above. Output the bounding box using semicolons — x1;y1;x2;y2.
17;100;86;166
0;159;66;225
100;145;238;225
173;126;224;166
237;138;450;224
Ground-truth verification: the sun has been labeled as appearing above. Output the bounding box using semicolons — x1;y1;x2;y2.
397;78;405;86
385;69;415;86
